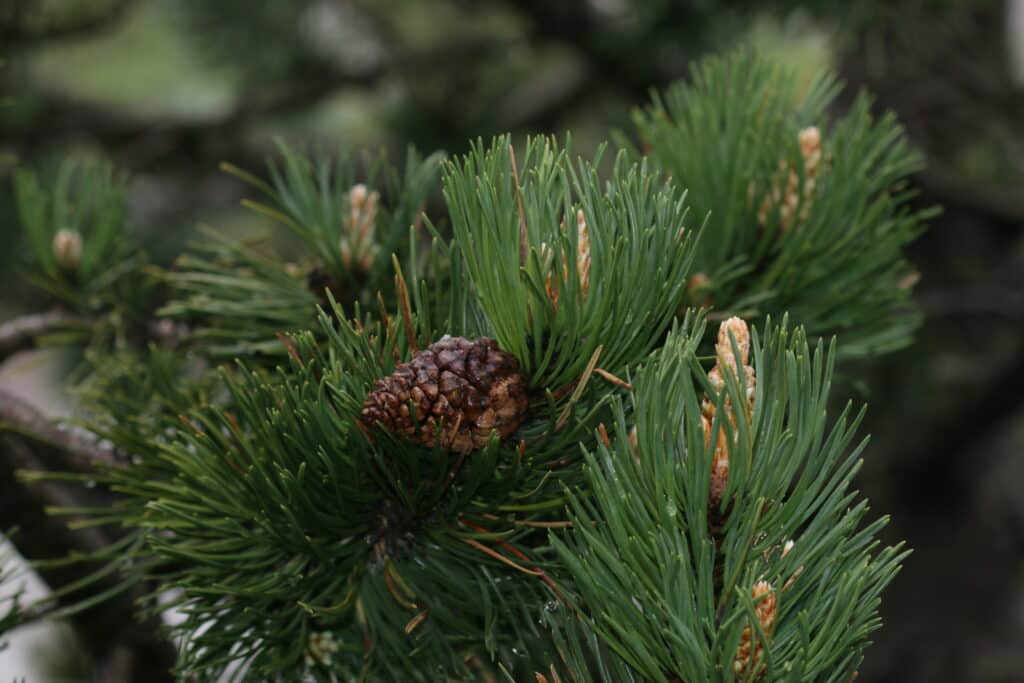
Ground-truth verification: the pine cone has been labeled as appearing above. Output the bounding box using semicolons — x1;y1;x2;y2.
361;337;529;453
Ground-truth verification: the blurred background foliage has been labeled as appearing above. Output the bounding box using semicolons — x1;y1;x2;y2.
1;0;1023;681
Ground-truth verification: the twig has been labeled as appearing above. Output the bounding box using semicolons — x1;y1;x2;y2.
0;311;186;362
0;310;92;360
0;389;125;471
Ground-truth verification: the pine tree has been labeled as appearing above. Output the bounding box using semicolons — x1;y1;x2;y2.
1;50;929;681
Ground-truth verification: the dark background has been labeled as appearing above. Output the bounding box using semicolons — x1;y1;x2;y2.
1;1;1022;681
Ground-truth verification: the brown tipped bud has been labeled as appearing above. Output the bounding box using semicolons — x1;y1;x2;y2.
361;337;529;454
753;580;777;631
798;126;821;161
341;183;380;271
538;241;559;309
349;183;368;209
540;210;592;310
716;316;751;372
733;581;777;679
798;127;823;222
576;209;591;297
339;240;353;270
709;432;731;505
52;228;83;271
702;318;756;509
754;125;826;233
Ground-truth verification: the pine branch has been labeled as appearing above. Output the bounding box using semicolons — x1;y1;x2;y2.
443;136;698;388
545;320;904;681
162;144;442;359
0;309;92;360
0;309;184;366
1;47;926;680
0;389;125;471
632;51;933;359
55;155;700;676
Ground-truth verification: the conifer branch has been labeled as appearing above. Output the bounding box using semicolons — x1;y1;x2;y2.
0;389;124;472
1;49;927;680
0;310;184;362
0;309;92;360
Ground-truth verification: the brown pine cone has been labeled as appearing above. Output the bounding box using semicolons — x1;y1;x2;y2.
360;336;529;453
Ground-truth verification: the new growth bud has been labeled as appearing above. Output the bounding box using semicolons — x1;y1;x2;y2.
52;228;83;271
340;182;380;271
701;317;756;508
733;581;777;679
542;209;592;310
575;208;591;298
754;125;825;232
